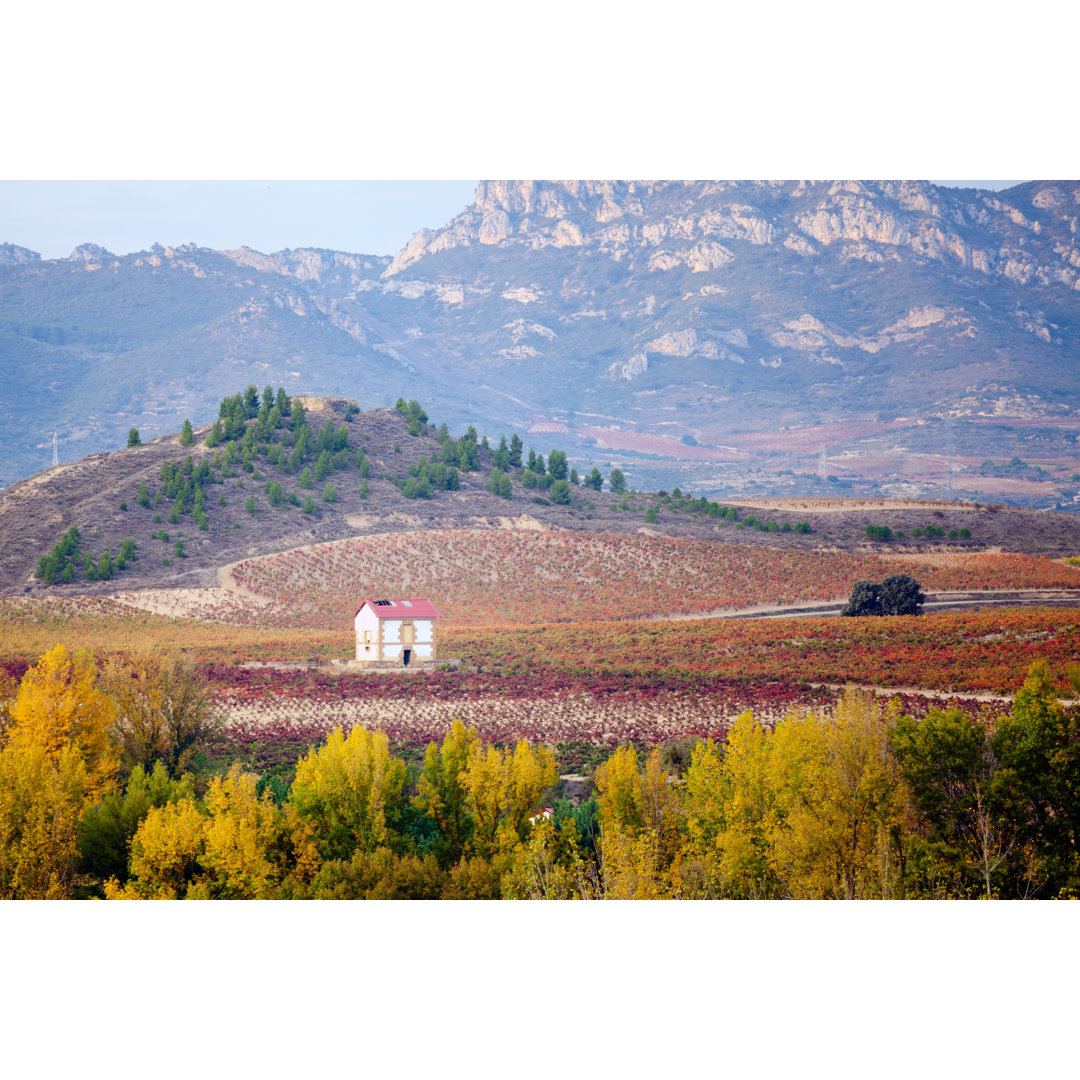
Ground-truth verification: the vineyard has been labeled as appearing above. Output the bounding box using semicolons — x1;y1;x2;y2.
0;596;339;669
119;530;1080;629
3;593;1076;772
442;606;1080;695
202;665;1001;773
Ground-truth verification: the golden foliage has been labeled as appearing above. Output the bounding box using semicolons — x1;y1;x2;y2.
109;765;318;899
290;726;407;858
462;737;557;856
8;645;117;793
0;741;90;898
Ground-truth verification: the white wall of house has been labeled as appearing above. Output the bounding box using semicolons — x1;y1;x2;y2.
354;605;438;664
413;619;434;660
354;605;380;661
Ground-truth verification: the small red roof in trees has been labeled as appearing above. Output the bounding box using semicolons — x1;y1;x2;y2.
354;598;441;619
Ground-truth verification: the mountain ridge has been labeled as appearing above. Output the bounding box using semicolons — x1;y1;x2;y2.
3;180;1079;503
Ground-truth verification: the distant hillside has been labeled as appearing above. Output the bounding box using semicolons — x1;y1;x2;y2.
3;390;1080;598
3;180;1080;502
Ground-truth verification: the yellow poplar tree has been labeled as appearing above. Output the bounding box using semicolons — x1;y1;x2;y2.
0;741;90;899
8;645;118;794
765;692;907;899
106;797;208;899
700;710;781;899
594;745;645;835
290;726;406;859
463;738;557;856
593;745;683;898
200;767;317;899
1;647;118;898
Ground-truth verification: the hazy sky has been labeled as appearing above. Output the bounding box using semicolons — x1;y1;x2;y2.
0;180;1026;262
0;181;480;261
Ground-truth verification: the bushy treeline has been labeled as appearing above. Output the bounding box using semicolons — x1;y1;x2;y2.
3;648;1078;899
643;490;813;532
866;523;971;542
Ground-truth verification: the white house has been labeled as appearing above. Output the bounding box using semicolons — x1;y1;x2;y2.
354;598;440;666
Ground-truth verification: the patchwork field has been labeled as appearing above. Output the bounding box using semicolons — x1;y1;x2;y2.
112;531;1080;629
3;587;1078;777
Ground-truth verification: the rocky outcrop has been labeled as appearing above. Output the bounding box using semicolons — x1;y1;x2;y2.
381;180;1080;293
69;243;115;262
0;243;41;266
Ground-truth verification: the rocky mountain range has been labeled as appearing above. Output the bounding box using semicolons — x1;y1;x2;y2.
3;180;1079;503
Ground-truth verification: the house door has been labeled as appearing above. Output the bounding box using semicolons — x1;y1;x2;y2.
402;648;412;667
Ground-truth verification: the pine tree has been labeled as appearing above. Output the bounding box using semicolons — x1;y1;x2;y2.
179;419;194;446
127;428;141;448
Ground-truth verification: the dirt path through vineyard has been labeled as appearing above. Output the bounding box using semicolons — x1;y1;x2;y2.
650;588;1080;621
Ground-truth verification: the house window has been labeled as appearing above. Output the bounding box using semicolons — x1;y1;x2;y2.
363;630;372;644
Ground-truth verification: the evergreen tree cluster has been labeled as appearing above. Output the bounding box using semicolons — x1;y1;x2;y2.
36;526;137;585
397;452;462;500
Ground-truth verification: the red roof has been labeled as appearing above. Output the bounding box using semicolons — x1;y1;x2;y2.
354;598;441;620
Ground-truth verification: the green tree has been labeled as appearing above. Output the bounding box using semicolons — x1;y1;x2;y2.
992;660;1080;896
413;719;480;865
322;481;337;503
509;434;523;468
585;467;604;491
127;428;141;448
549;478;571;504
547;449;568;481
891;707;1010;898
841;580;882;616
299;467;313;489
179;419;194;446
487;469;513;498
879;574;925;616
609;468;626;493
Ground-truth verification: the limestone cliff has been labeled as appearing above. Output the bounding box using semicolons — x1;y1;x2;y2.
384;180;1080;293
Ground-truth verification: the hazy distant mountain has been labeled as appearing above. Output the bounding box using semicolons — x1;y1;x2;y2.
3;180;1078;499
